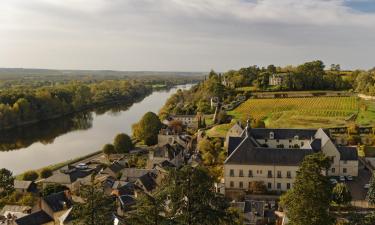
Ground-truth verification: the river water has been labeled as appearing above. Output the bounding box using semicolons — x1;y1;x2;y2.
0;84;192;174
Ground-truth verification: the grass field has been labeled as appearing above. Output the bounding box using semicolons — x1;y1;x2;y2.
228;96;360;128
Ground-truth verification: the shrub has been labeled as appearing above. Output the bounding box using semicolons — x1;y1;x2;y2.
22;170;38;181
114;133;133;153
40;168;53;179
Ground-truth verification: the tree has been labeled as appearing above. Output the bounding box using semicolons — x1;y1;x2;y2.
72;182;115;225
102;144;115;158
248;181;267;194
332;183;352;206
41;183;68;197
280;153;334;225
40;168;53;179
169;120;183;134
22;170;39;181
0;168;14;196
132;112;162;146
114;133;133;153
160;165;235;225
126;192;168;225
367;172;375;205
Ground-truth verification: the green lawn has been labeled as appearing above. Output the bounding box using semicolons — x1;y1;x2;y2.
229;96;362;128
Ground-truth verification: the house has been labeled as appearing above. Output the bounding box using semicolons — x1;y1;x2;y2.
42;165;95;190
102;162;126;178
225;121;244;149
117;195;136;214
169;115;197;128
15;191;72;225
0;205;31;225
269;74;284;86
230;200;274;225
147;143;185;169
120;168;156;183
13;180;37;193
134;172;159;194
224;121;358;198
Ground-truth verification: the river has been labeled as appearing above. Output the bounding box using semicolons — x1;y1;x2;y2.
0;84;193;174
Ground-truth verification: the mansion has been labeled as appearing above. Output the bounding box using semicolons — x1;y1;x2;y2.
224;121;358;196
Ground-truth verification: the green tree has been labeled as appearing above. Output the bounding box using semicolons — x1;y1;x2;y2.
132;112;162;146
114;133;133;153
367;172;375;205
0;168;14;196
160;165;235;225
40;168;53;179
280;153;334;225
332;183;352;206
72;181;115;225
126;192;168;225
102;144;115;158
22;170;39;181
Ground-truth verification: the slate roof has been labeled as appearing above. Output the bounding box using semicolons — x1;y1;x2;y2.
228;136;243;155
13;180;33;190
310;138;322;151
337;146;358;161
104;162;125;174
120;168;156;182
119;195;136;208
43;191;72;212
225;137;313;166
43;168;93;184
250;128;317;140
137;173;157;192
15;210;53;225
153;143;183;160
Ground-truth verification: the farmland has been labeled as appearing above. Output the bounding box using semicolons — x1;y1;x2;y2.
228;96;362;128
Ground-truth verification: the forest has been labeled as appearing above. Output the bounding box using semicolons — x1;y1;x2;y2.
0;80;151;130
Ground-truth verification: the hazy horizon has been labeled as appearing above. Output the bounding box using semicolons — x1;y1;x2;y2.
1;0;375;71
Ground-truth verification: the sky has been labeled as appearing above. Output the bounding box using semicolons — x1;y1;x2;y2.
0;0;375;72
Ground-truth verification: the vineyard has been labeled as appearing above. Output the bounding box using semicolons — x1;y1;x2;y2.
229;96;360;128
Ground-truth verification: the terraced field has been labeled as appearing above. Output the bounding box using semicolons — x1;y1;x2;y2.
229;96;360;128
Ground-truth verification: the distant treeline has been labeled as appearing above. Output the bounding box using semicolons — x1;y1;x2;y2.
0;80;151;130
0;68;204;89
159;60;375;116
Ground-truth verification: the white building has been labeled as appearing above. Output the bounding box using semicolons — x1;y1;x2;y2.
224;122;358;198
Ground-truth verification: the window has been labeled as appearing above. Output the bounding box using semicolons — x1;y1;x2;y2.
230;181;234;188
301;142;304;147
239;182;243;189
268;183;272;189
343;168;347;173
276;139;280;143
287;183;291;189
287;171;291;178
230;169;234;177
265;139;268;143
277;171;282;178
267;170;272;178
289;139;292;143
248;170;253;177
331;168;335;173
257;170;262;174
269;132;274;140
239;170;244;177
277;183;281;189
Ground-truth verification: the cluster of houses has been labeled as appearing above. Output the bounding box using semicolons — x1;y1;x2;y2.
1;119;193;225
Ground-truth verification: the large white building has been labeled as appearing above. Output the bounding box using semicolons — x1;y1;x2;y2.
224;122;358;197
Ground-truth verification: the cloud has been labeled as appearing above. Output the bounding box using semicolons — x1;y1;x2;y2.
0;0;374;71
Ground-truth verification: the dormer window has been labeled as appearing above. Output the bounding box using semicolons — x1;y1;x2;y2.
269;132;274;140
294;135;299;140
